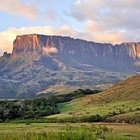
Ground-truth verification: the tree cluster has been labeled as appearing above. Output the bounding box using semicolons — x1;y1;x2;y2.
0;89;101;122
0;98;59;121
54;89;101;103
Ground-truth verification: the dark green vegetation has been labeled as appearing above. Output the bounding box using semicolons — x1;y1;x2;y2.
42;88;101;103
0;89;100;121
0;123;140;140
0;98;59;121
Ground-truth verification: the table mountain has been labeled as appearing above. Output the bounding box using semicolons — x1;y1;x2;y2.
0;34;139;98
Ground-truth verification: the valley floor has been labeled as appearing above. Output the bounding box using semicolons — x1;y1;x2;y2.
0;122;140;140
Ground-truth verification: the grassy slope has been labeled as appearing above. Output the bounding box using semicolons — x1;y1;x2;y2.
47;75;140;121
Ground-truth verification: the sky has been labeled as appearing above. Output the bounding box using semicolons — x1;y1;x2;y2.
0;0;140;55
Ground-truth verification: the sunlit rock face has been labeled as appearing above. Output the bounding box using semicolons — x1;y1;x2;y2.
12;34;58;56
0;34;140;98
13;34;40;54
126;42;140;58
11;34;140;70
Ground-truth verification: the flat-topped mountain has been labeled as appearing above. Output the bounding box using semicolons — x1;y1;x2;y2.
0;34;140;98
11;34;140;71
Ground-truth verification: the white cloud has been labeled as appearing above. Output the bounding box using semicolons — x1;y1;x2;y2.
1;0;140;49
84;20;123;43
67;0;140;43
43;47;58;55
0;0;39;20
1;24;140;56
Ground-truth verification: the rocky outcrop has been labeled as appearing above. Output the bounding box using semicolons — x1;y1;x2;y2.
12;34;40;55
12;34;59;56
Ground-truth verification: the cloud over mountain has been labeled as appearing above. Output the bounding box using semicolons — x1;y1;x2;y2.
1;0;140;55
0;26;78;55
67;0;140;43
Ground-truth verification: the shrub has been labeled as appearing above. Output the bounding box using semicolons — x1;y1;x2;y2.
81;114;103;122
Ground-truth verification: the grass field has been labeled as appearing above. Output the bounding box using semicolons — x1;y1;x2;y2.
47;75;140;122
46;99;140;122
0;123;140;140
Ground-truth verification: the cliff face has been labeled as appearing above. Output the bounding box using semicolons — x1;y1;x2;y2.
0;34;140;98
10;34;140;70
12;34;59;56
13;34;40;54
12;34;140;58
126;42;140;58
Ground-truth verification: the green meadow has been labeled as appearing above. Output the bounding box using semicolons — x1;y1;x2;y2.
0;123;140;140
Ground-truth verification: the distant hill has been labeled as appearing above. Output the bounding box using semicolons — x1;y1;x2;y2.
48;75;140;123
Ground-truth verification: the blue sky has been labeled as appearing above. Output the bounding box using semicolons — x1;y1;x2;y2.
0;0;140;54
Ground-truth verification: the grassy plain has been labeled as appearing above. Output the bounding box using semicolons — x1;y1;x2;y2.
0;123;140;140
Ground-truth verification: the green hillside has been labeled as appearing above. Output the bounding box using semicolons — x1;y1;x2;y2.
47;75;140;122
